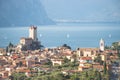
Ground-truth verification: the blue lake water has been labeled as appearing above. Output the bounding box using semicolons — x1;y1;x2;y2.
0;23;120;50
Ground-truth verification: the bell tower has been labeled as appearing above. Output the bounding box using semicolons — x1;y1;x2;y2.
99;38;105;51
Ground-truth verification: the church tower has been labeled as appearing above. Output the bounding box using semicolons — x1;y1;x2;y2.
99;38;105;51
29;26;37;41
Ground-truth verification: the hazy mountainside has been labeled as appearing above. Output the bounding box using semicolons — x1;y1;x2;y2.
0;0;54;27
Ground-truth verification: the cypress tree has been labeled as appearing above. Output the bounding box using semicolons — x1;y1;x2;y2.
103;61;107;74
98;72;101;80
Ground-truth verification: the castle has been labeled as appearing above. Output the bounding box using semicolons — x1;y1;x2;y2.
17;26;41;51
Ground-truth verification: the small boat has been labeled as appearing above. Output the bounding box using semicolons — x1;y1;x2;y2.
109;34;111;38
39;34;42;37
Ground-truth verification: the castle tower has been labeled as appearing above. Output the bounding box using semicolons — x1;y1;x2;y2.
29;26;37;41
99;38;105;51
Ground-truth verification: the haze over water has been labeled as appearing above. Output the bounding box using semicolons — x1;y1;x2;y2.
0;22;120;50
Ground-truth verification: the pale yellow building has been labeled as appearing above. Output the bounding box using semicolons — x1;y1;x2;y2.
100;53;107;61
76;48;99;58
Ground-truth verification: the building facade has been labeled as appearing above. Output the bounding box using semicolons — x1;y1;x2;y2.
20;37;33;45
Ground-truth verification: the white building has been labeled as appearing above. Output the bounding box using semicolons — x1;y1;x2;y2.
78;57;93;71
51;59;63;66
100;38;105;51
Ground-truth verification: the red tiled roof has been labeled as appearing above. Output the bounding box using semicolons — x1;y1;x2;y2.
81;57;92;60
16;69;30;73
79;66;92;68
11;55;18;60
93;65;103;69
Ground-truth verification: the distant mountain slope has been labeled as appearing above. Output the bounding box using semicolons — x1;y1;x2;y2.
0;0;55;27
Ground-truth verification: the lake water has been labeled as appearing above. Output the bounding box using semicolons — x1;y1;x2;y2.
0;23;120;50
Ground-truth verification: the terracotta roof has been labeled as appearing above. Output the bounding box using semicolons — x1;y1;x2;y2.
16;69;30;73
80;57;92;60
0;66;3;69
78;48;99;51
79;66;92;68
93;65;103;69
11;55;18;60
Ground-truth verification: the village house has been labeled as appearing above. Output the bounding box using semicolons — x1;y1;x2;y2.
0;71;9;79
0;59;8;66
62;48;72;54
78;57;93;71
92;63;104;71
0;48;6;56
38;56;48;64
26;59;35;68
5;65;15;76
76;48;99;60
51;58;64;66
16;67;32;77
61;53;72;60
0;66;4;71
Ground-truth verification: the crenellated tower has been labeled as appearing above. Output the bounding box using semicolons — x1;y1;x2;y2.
29;26;37;41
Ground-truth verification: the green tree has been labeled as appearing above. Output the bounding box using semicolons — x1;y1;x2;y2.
97;72;102;80
45;59;52;67
112;42;119;50
105;45;111;49
62;44;71;49
53;73;65;80
10;73;27;80
6;42;14;53
6;46;9;53
103;61;107;74
63;57;69;63
112;42;120;59
25;78;32;80
72;54;78;67
19;61;23;67
117;46;120;59
94;55;103;65
70;74;79;80
8;42;14;47
85;71;88;77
